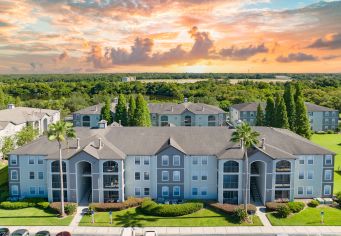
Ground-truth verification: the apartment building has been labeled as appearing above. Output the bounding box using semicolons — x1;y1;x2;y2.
8;126;334;205
230;102;339;131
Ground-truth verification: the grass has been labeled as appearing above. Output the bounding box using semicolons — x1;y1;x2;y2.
311;134;341;193
267;206;341;226
0;207;74;226
0;161;8;202
79;207;262;227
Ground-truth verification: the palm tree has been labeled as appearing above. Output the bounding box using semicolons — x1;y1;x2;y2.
47;121;76;217
230;123;260;213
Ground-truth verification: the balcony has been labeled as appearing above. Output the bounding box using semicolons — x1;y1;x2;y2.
103;181;119;188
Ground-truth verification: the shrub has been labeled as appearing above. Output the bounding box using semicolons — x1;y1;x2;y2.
90;197;144;212
288;202;305;213
209;203;256;215
265;202;287;212
140;199;203;217
0;201;29;209
234;208;248;223
308;200;319;208
49;202;78;215
23;198;47;204
37;202;50;209
276;205;290;218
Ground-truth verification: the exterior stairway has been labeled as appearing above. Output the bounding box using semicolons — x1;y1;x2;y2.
250;177;262;205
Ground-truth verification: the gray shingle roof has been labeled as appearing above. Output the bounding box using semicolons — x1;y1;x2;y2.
231;102;337;112
0;107;59;125
10;126;334;160
305;102;337;112
73;103;116;115
148;102;225;115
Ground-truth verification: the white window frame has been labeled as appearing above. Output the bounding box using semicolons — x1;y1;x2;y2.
307;170;313;180
135;187;141;196
192;173;199;181
38;156;44;164
173;171;180;182
10;156;17;165
201;187;208;196
135;156;141;165
192;187;198;196
144;187;150;196
30;186;36;195
38;172;44;180
324;185;331;195
299;156;304;165
325;170;332;181
38;187;45;195
29;156;35;165
298;171;304;180
144;171;149;181
307;156;314;165
162;171;169;181
11;170;18;180
173;186;180;197
192;157;198;165
325;155;332;165
143;156;150;165
162;186;169;197
29;171;35;180
297;186;304;195
201;173;208;181
306;186;313;195
11;185;19;195
201;156;208;165
173;155;180;166
162;155;169;166
135;172;141;181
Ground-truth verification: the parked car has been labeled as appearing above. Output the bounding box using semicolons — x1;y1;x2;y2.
11;229;29;236
56;232;71;236
35;231;50;236
0;228;9;236
144;231;157;236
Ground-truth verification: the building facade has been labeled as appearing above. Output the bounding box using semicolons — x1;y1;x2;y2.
8;126;334;205
230;102;339;131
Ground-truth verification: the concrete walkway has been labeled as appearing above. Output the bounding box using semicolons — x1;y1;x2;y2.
256;206;272;227
70;206;88;227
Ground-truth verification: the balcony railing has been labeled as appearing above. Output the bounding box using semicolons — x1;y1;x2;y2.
104;182;119;188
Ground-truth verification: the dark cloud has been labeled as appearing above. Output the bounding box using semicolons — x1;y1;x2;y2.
322;55;341;60
276;53;318;63
188;26;214;58
58;51;68;61
308;33;341;49
30;62;43;70
219;43;268;60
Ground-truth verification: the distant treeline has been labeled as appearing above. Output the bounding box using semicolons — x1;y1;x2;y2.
0;74;340;118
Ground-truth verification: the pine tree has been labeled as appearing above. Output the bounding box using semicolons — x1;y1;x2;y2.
114;94;128;126
255;103;264;126
0;88;5;109
295;90;311;139
274;95;289;129
128;95;136;126
101;97;113;124
265;97;275;126
135;94;151;127
283;83;296;131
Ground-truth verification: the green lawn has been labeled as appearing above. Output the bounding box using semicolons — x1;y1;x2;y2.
267;206;341;226
0;207;74;226
79;207;262;227
311;134;341;193
0;161;8;201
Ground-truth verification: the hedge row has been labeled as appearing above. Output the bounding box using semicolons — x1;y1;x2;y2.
140;199;203;217
209;203;256;215
89;197;144;212
266;201;305;214
49;202;78;215
0;198;49;210
265;202;288;212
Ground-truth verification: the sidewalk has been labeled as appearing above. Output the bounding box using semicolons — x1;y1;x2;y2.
70;206;88;227
256;206;272;227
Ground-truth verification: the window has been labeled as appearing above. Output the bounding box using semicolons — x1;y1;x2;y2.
103;161;118;172
160;116;169;126
29;156;35;164
275;174;290;185
162;171;169;181
51;161;66;173
307;156;314;165
82;115;90;127
299;157;304;165
201;188;207;196
173;186;180;196
103;175;119;188
299;171;304;180
11;170;18;180
162;186;169;197
192;174;198;181
307;171;313;180
135;156;141;165
39;187;44;195
325;155;332;165
11;185;18;195
184;115;192;126
325;112;329;116
135;172;141;181
10;156;17;165
223;175;238;188
324;185;331;195
104;191;119;203
144;188;150;196
173;155;180;166
29;172;35;179
30;187;36;195
173;171;180;181
192;157;198;165
38;157;44;164
208;115;216;126
38;172;44;180
135;187;141;196
201;157;208;165
192;188;198;196
224;161;239;173
276;160;291;172
162;155;169;166
325;170;332;181
52;190;67;202
52;174;67;188
297;187;303;195
144;172;149;181
306;186;313;195
223;191;238;204
201;174;208;181
275;190;290;201
143;156;150;165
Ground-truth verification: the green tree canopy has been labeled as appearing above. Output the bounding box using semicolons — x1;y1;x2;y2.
101;97;113;124
265;97;275;127
114;94;128;126
1;136;15;160
284;83;296;131
255;103;265;126
274;95;289;129
295;95;312;139
135;94;151;127
128;95;136;126
15;125;38;147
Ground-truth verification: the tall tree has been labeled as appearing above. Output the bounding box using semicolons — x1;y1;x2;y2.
101;97;113;124
128;95;136;126
114;94;128;126
295;94;312;139
255;103;264;126
135;94;151;127
283;83;296;131
1;136;15;160
47;121;76;217
274;95;289;129
15;125;39;146
230;123;260;213
0;88;5;109
265;97;275;126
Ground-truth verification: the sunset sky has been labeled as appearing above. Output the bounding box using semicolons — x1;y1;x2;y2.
0;0;341;73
